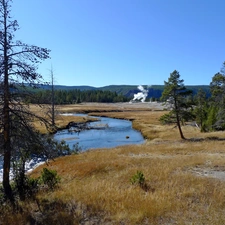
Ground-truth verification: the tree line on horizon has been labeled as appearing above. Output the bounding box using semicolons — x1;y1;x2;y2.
26;84;211;102
24;89;130;104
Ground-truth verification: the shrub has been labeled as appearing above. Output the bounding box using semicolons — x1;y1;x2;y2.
56;140;71;156
40;168;60;190
130;170;145;186
71;143;82;154
130;170;150;192
13;174;39;200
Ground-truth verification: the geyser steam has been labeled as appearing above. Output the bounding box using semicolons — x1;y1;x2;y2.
132;85;148;102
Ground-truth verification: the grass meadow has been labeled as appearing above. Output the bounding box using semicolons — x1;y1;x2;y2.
2;103;225;224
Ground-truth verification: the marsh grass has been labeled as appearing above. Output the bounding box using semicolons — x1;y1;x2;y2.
31;141;225;224
2;103;225;224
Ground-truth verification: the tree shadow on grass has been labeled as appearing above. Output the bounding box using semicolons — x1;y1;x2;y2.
187;136;225;142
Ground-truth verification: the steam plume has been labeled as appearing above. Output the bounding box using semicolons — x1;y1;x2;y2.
132;85;148;102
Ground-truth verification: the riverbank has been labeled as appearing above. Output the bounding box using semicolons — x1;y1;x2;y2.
3;102;225;224
31;102;166;136
30;104;99;134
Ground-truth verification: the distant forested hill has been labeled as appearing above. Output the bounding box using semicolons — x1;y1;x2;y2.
33;84;211;100
40;85;96;91
99;85;211;99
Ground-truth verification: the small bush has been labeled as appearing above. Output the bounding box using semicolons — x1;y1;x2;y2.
13;174;39;200
26;177;39;195
71;142;82;154
40;168;60;190
130;170;151;192
130;170;145;186
56;140;71;156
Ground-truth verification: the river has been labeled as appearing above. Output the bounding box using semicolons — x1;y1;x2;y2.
0;114;144;181
54;113;145;151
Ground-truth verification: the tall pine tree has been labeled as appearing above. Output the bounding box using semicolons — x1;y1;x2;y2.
0;0;50;200
160;70;193;139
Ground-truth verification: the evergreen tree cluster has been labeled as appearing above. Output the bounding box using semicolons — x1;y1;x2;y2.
160;62;225;138
190;62;225;132
201;63;225;131
25;89;130;104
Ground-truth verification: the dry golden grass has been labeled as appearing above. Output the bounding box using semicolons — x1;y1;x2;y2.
26;103;225;224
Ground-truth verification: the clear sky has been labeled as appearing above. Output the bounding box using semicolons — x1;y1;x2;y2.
11;0;225;87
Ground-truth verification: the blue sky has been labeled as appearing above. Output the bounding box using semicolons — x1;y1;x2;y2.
12;0;225;87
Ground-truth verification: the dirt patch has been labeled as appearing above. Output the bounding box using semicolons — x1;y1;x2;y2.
75;102;165;111
127;153;175;159
189;163;225;181
191;167;225;181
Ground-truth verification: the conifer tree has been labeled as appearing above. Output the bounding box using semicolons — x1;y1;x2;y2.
0;0;50;200
160;70;193;139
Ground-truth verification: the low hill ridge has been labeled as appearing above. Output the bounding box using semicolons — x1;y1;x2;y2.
37;84;210;99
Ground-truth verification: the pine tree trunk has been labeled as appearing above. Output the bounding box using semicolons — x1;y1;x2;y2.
3;64;13;200
177;115;185;139
174;98;185;140
2;0;13;200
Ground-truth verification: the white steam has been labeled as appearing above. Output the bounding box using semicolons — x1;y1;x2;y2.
132;85;149;102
